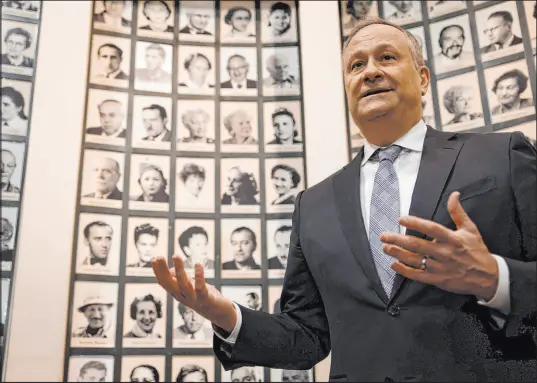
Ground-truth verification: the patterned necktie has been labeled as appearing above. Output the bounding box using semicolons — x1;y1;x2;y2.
368;145;403;297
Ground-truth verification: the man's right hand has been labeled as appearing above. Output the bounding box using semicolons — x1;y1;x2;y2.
152;255;238;333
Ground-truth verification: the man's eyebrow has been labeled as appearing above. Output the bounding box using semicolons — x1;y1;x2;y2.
347;43;401;60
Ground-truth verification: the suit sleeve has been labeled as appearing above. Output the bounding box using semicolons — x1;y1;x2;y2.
213;191;331;370
503;132;537;337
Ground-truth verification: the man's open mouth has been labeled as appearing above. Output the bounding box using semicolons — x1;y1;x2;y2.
363;89;392;98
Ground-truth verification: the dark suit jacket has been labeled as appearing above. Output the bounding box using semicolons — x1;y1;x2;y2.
86;127;126;138
220;79;257;89
143;129;172;142
93;12;131;27
179;26;212;35
84;187;122;200
214;127;537;382
1;54;33;68
481;35;523;53
268;256;285;269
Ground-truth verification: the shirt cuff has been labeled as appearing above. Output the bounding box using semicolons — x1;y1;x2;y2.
477;254;511;316
212;302;243;345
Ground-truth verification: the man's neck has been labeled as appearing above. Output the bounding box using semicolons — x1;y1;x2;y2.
358;115;422;147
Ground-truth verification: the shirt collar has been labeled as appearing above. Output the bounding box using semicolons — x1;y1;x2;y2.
361;119;427;166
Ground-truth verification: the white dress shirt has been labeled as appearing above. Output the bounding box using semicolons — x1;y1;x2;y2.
216;120;511;345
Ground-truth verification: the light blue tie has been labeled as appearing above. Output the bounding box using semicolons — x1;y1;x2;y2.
369;145;403;297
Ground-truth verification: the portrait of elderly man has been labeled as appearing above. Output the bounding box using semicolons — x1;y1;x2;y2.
221;54;257;90
176;365;208;383
173;302;212;340
221;166;259;205
128;223;160;268
434;24;474;72
135;43;172;85
385;0;421;24
263;53;299;89
223;109;257;145
245;292;261;311
129;365;160;383
178;53;214;90
491;69;534;115
481;11;523;54
268;225;292;270
281;369;311;382
178;226;214;269
139;0;173;33
77;360;108;383
1;149;20;194
267;107;302;145
177;163;207;205
141;104;171;141
81;221;113;267
178;109;215;144
222;226;261;270
1;27;34;68
1;86;28;136
1;218;15;266
72;295;114;338
83;156;122;200
230;367;262;383
87;99;126;138
92;43;129;80
124;294;163;338
94;0;131;27
270;163;301;205
442;85;483;125
179;5;213;36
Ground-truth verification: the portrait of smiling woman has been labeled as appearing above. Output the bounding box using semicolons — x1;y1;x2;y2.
262;1;297;43
221;1;256;42
124;293;164;341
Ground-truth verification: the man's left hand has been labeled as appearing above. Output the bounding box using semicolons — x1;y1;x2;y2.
380;191;499;301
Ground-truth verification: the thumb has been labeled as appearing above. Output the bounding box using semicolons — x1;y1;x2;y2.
447;191;475;231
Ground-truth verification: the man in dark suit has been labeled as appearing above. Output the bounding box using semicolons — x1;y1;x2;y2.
141;104;172;141
83;157;123;200
152;17;536;382
87;99;126;138
179;7;213;36
480;11;523;54
221;55;257;90
268;225;292;270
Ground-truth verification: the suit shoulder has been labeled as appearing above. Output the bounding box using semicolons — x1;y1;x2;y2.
300;160;353;202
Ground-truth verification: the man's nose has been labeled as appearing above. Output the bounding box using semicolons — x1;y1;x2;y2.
363;61;383;82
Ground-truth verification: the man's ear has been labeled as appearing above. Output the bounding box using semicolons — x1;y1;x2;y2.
419;66;431;96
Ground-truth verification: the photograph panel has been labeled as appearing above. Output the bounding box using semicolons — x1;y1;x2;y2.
85;88;128;147
221;218;262;279
1;77;32;137
1;0;41;19
220;158;260;214
219;47;258;97
382;0;422;26
340;0;379;39
1;206;18;272
172;355;215;383
137;0;175;40
221;102;259;152
270;368;314;383
131;95;173;150
1;140;25;202
262;46;301;96
220;1;256;43
122;283;167;348
178;0;216;42
494;120;537;144
427;0;466;19
134;40;173;94
266;219;292;279
176;99;216;151
265;157;304;214
221;285;263;311
523;0;536;49
80;149;125;209
175;157;215;213
129;154;171;211
121;355;165;382
70;281;119;348
93;0;133;34
268;285;283;314
222;365;265;383
263;100;303;153
261;0;298;44
172;299;214;348
407;25;427;62
89;34;131;88
174;219;215;279
75;213;122;277
67;355;115;382
177;45;215;96
1;19;38;76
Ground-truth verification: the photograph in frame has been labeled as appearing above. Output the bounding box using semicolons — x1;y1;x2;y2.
220;101;259;152
1;140;25;202
122;283;167;348
427;0;466;19
129;154;171;211
221;365;265;383
220;158;261;214
523;0;537;49
177;45;216;95
172;299;214;348
70;281;119;348
261;46;301;96
219;47;259;97
265;157;304;214
266;219;292;279
1;0;41;19
339;0;379;39
407;25;427;62
125;216;169;277
131;95;173;150
89;34;131;88
85;88;128;147
382;0;422;26
67;355;115;382
1;19;38;76
174;219;216;279
93;0;133;34
172;355;215;383
80;149;125;210
177;0;216;42
134;40;173;94
121;355;165;383
176;99;216;151
494;120;537;146
1;77;32;137
219;1;256;44
263;100;303;153
75;212;122;277
261;0;299;44
136;0;175;40
268;284;283;314
1;206;18;272
221;285;263;312
175;157;215;213
220;218;262;279
270;368;314;383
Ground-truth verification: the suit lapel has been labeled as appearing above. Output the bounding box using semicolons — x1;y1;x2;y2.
333;148;390;304
390;127;463;303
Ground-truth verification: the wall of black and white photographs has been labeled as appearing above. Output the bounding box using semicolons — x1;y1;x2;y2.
65;1;313;382
339;0;537;158
0;0;42;376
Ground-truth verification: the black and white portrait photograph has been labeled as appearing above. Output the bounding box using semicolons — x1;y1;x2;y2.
1;140;25;202
89;34;131;88
172;300;214;348
177;0;215;42
268;285;282;314
175;157;215;213
485;59;535;124
125;217;168;277
75;213;122;277
407;25;427;62
494;120;537;146
427;0;467;19
475;1;524;62
137;0;175;40
221;219;262;279
261;1;298;44
270;368;313;382
176;99;215;152
1;19;37;76
67;355;114;382
263;101;303;153
523;1;536;49
262;47;301;96
219;47;258;97
122;283;167;348
1;206;17;272
220;158;260;214
1;77;31;137
383;0;422;26
221;102;259;152
221;285;263;312
134;41;173;94
437;71;484;132
175;219;215;279
70;281;118;348
220;1;256;43
1;0;40;19
93;0;132;34
421;90;436;128
129;154;170;211
348;111;365;149
266;219;292;279
221;366;264;383
172;356;214;383
132;95;172;150
340;1;379;39
121;355;165;383
265;157;304;213
177;45;215;95
80;149;124;209
85;88;128;146
430;14;475;74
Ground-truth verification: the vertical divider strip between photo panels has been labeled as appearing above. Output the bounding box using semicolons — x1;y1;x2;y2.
0;3;44;380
